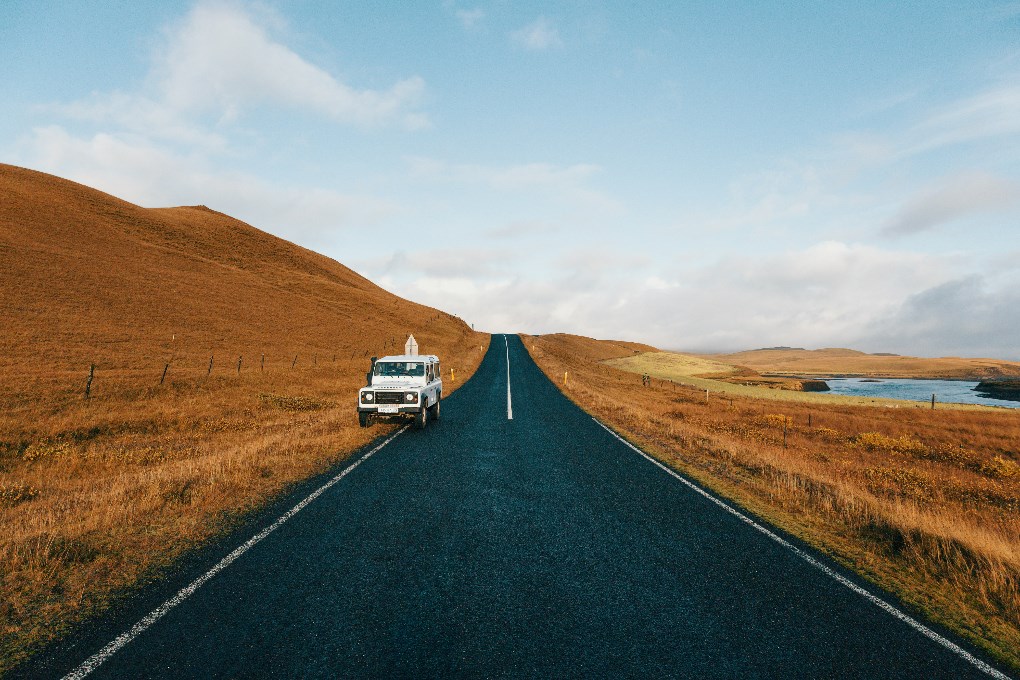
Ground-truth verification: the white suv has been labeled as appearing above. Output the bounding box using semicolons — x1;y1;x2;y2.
358;355;442;429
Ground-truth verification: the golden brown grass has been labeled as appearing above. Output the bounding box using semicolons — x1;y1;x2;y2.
708;347;1020;379
524;333;1020;671
0;164;490;672
605;351;1005;409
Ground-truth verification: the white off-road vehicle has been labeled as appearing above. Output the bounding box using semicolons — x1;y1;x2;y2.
357;353;442;430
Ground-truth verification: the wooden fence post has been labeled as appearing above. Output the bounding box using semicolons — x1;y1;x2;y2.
237;356;242;374
261;354;265;372
292;355;298;369
207;355;214;376
160;362;170;385
783;418;788;448
931;393;936;410
85;364;95;399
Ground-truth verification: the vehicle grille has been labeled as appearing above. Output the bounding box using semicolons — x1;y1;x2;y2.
374;391;405;404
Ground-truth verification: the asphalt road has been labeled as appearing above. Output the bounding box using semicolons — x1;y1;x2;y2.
20;335;1011;678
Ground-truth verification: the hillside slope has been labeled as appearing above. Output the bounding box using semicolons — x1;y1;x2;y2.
0;163;474;399
0;164;488;671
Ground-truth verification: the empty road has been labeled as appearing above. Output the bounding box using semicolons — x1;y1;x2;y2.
20;335;1010;678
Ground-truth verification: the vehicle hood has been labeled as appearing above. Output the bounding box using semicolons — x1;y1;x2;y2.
365;380;422;390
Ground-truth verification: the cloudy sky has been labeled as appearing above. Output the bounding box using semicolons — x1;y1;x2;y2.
3;2;1019;358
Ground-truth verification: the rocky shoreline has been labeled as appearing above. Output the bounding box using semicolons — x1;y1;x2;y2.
974;380;1020;403
800;379;830;392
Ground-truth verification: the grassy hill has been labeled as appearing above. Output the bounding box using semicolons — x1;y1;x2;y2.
0;163;481;403
0;164;489;671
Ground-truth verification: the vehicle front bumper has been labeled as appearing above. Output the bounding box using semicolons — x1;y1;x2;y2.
357;405;422;415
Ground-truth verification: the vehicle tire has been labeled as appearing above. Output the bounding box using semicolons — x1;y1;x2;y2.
358;412;369;428
415;406;428;430
429;395;441;422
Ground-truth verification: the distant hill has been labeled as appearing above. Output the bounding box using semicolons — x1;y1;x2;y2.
0;163;476;401
527;333;658;362
707;347;1020;379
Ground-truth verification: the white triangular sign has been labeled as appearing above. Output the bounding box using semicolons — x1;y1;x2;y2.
404;335;418;356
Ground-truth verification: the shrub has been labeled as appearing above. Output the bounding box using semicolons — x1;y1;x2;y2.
756;413;792;428
258;393;332;411
982;456;1020;480
0;483;40;507
851;432;927;455
22;440;75;462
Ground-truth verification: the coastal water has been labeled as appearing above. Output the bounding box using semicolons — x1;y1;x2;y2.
825;378;1019;408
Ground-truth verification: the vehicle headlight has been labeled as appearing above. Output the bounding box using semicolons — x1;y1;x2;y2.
362;392;373;402
405;392;416;402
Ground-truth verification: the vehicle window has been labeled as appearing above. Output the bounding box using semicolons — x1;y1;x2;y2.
374;362;425;377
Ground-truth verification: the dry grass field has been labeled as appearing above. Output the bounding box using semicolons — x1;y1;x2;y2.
525;333;1020;671
709;347;1020;379
605;351;1010;409
0;164;489;672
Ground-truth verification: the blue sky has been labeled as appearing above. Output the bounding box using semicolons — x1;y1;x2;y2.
3;1;1019;357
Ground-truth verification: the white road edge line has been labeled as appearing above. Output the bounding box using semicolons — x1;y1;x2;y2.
63;426;409;680
593;418;1011;680
505;335;513;420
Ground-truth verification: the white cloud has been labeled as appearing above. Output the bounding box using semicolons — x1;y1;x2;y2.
859;276;1020;359
441;1;484;30
644;241;952;351
58;2;427;131
52;92;227;150
18;126;395;247
370;240;976;355
485;219;557;239
882;171;1020;236
488;162;600;190
511;17;563;51
17;3;423;253
161;3;426;127
456;8;484;30
406;156;620;213
368;246;515;280
905;83;1020;156
706;161;822;232
841;82;1020;167
408;157;601;188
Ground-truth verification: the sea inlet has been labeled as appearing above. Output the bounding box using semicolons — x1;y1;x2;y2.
824;378;1019;408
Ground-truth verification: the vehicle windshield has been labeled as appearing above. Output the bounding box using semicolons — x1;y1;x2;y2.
374;361;425;377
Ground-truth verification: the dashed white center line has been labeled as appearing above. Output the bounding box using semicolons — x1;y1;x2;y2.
505;335;513;420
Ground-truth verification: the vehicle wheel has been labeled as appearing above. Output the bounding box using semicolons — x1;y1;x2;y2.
429;394;441;421
358;412;370;428
415;406;428;430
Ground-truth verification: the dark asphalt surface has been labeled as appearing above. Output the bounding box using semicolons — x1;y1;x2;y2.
20;335;1010;678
